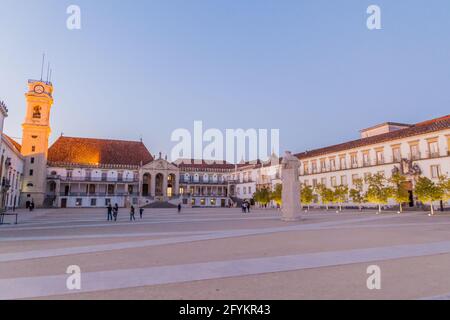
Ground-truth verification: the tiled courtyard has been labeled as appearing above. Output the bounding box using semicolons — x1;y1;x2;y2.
2;207;450;300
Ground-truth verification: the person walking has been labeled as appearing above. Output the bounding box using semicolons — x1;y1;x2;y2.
177;203;182;213
247;202;251;214
130;205;136;221
107;204;113;221
113;203;119;221
139;207;144;219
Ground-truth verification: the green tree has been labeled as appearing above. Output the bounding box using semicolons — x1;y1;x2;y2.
415;176;444;215
438;175;450;202
255;187;271;207
253;189;263;207
300;183;314;211
365;173;393;214
349;178;366;211
389;172;410;213
333;185;349;212
316;183;335;211
270;184;282;207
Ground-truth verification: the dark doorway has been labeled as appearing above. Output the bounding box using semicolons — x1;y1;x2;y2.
408;191;414;207
61;198;67;208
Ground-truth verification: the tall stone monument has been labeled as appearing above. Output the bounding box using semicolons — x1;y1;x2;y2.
281;151;301;221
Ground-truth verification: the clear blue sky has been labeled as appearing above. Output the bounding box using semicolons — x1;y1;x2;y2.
1;0;449;159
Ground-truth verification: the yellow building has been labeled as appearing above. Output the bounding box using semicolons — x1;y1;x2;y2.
20;80;54;207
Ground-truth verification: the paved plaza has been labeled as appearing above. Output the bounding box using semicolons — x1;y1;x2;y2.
2;207;450;299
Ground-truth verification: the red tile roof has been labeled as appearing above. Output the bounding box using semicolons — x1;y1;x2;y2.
295;115;450;160
2;134;22;153
48;136;153;167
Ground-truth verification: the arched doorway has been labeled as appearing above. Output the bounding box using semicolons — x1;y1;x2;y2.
142;173;151;196
167;174;176;198
155;173;164;196
47;181;57;195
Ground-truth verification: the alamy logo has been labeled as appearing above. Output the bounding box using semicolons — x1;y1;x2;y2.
366;265;381;290
66;265;82;290
67;5;82;30
367;5;382;30
171;121;280;165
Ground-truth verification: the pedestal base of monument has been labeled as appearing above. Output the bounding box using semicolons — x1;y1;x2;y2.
281;211;301;222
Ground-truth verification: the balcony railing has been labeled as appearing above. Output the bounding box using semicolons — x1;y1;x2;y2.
48;175;138;183
408;152;421;161
58;192;139;197
179;178;227;185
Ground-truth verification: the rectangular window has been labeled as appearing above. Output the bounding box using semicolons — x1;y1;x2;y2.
392;147;401;162
191;198;196;206
363;152;370;166
320;159;326;171
30;157;35;164
351;154;358;168
90;198;97;206
431;165;441;178
410;144;420;160
311;161;318;173
31;146;36;152
312;179;318;187
330;158;336;171
210;198;216;206
321;178;327;186
376;150;384;164
107;184;115;195
428;141;439;158
331;176;337;187
29;170;34;176
303;163;309;174
341;175;347;186
76;198;82;207
340;156;346;170
200;198;206;206
105;198;111;206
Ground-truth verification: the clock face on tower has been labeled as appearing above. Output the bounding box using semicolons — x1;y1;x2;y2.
34;85;45;94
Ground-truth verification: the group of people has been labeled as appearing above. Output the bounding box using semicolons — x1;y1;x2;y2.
241;202;251;213
107;203;144;222
107;203;183;221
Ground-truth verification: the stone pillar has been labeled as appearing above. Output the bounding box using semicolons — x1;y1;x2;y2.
150;174;155;197
163;174;168;198
174;173;179;196
281;151;301;222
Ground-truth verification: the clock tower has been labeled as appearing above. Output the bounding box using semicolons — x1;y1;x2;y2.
20;80;54;207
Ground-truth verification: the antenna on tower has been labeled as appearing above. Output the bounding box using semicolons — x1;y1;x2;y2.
40;53;45;81
46;62;51;83
49;69;53;83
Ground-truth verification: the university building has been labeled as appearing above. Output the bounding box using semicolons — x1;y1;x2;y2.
295;116;450;208
0;78;449;210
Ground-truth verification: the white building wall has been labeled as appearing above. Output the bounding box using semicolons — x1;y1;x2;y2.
1;135;25;209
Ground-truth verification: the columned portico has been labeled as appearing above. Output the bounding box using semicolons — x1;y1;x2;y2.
139;158;179;204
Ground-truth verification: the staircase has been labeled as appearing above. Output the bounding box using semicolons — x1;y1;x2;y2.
43;196;56;208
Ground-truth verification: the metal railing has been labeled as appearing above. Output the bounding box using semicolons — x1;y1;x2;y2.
48;175;138;183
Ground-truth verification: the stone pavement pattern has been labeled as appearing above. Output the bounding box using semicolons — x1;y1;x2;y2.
1;208;450;299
